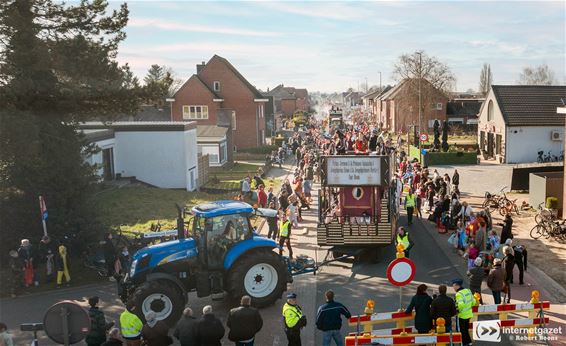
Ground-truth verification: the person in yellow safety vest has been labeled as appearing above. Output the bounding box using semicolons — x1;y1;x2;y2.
404;189;416;225
395;227;414;258
452;278;477;346
279;213;293;259
282;293;307;346
120;302;143;346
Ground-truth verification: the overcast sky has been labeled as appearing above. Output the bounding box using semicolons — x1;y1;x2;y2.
113;1;566;93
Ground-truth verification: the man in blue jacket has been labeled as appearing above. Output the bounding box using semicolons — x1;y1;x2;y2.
316;290;351;346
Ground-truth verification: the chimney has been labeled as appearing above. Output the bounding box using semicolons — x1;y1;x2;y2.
196;61;206;74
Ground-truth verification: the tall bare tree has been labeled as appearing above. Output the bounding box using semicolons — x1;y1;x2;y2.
392;51;455;132
518;64;556;85
479;63;492;96
393;50;456;93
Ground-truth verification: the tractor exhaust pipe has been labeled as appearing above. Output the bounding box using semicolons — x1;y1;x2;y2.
175;203;185;239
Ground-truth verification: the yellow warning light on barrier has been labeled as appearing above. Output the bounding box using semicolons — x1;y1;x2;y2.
396;244;405;258
365;300;375;315
436;318;446;334
530;290;540;304
473;292;481;305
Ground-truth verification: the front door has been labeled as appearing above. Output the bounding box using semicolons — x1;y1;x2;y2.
205;213;250;270
102;148;114;181
487;133;495;158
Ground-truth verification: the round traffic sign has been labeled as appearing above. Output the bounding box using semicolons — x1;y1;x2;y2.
386;257;416;287
43;301;90;344
420;133;429;142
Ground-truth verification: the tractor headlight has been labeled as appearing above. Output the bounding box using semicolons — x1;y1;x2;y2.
129;259;138;277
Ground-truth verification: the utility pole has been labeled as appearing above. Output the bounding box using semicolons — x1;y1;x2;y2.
378;71;382;92
365;77;368;92
417;51;423;163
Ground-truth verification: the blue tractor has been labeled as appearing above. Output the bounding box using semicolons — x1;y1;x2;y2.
118;201;292;325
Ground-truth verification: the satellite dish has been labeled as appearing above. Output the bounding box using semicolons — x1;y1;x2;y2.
43;301;90;345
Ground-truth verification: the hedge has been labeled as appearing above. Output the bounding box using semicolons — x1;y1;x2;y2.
409;145;477;166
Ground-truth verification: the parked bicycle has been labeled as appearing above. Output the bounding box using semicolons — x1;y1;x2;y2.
497;192;520;217
530;219;566;242
482;187;507;211
537;150;563;163
534;202;558;225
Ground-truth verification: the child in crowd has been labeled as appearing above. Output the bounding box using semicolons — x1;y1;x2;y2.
456;221;467;251
466;242;479;270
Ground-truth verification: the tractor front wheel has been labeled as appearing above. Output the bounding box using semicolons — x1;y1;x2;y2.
228;249;287;308
130;280;184;326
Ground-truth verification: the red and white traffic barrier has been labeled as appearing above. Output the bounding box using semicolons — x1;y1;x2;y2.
348;327;414;336
469;317;549;329
349;311;413;325
472;301;550;314
345;333;462;346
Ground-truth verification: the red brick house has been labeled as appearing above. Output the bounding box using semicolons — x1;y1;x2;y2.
171;55;268;150
375;79;448;132
264;84;309;117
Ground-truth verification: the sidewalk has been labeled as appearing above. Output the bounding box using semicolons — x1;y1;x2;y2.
414;210;566;345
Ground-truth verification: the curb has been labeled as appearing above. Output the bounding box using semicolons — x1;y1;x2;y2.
0;281;115;302
527;264;566;303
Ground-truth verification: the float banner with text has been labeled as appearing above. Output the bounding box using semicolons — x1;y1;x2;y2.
326;156;386;186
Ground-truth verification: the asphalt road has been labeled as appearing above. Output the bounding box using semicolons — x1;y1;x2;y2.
0;164;513;346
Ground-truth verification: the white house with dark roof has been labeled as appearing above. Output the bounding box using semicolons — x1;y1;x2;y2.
82;121;199;190
478;85;566;164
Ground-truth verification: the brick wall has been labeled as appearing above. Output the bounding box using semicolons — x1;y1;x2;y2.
281;99;296;117
171;76;220;125
198;57;264;150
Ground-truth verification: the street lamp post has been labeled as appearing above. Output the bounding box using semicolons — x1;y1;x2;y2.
416;52;423;163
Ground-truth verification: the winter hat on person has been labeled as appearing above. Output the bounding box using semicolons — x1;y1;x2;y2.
505;239;513;246
474;257;483;267
493;258;502;265
145;312;157;328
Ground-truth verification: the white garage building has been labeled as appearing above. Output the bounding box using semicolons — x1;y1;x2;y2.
477;85;566;164
82;121;199;191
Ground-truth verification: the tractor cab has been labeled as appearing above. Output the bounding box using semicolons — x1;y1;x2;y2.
191;201;261;270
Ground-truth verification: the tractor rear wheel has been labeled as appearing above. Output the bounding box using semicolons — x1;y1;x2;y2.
228;249;287;308
130;280;184;326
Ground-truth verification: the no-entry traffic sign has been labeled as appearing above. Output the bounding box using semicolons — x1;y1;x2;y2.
386;257;416;287
420;133;429;142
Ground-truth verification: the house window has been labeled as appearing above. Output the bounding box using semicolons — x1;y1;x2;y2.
219;141;227;164
487;100;494;122
436;103;443;110
213;81;220;92
231;111;237;130
183;105;209;120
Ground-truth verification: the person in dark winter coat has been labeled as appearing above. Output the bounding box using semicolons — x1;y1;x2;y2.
502;246;515;303
468;257;485;304
103;233;116;280
487;258;505;304
452;169;459;187
174;308;198;346
86;296;112;346
430;285;457;332
227;295;263;345
316;290;351;346
101;328;123;346
141;312;171;346
194;305;225;346
499;215;514;245
512;245;528;285
405;284;433;333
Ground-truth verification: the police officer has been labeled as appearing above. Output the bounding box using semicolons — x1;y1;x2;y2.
404;189;416;225
120;302;143;346
282;293;306;346
452;278;476;346
279;214;293;259
395;227;414;258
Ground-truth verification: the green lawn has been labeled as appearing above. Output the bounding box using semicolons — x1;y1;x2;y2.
94;185;236;234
